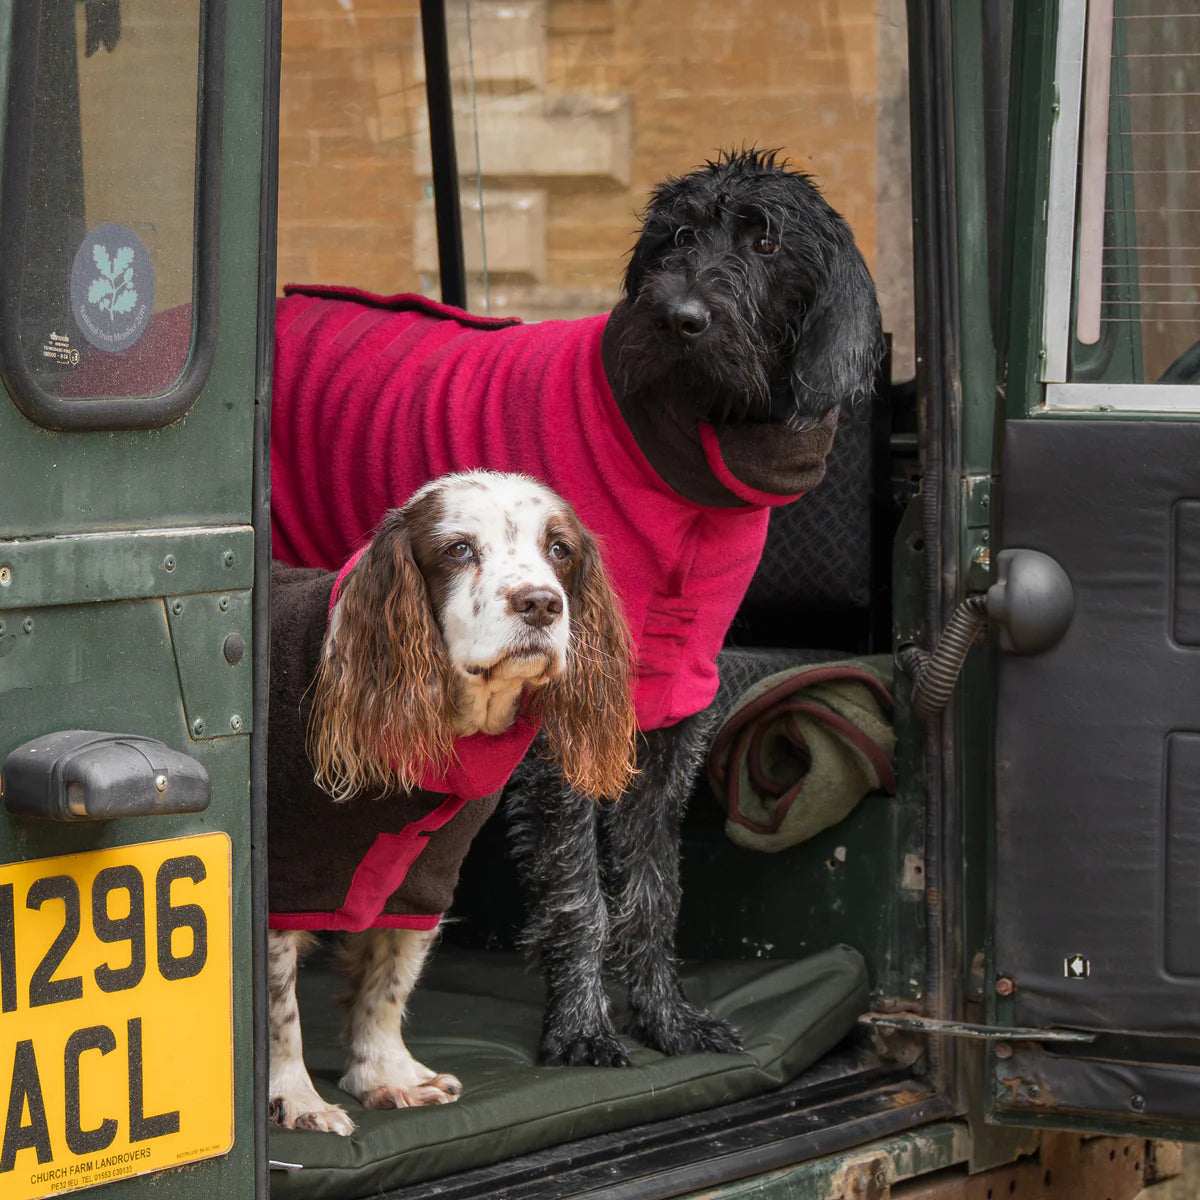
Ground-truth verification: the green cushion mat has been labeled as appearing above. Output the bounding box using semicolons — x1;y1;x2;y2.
269;944;868;1198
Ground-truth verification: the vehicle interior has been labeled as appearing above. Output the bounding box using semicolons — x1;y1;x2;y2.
264;1;933;1195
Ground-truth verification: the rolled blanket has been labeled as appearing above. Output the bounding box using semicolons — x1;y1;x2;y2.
707;656;896;853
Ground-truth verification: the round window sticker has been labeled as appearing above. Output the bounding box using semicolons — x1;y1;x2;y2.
70;222;155;353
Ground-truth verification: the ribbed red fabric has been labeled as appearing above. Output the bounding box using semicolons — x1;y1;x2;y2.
271;286;788;731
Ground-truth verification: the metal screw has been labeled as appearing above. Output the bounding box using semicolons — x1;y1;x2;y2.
996;976;1016;996
1131;1093;1146;1112
0;566;11;586
163;555;176;572
222;550;235;568
994;1042;1014;1060
171;600;184;616
154;775;168;793
218;596;229;612
230;714;243;732
22;618;33;635
191;718;206;738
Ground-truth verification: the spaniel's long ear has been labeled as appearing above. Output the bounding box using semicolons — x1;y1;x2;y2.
789;229;884;420
309;511;455;801
540;530;638;800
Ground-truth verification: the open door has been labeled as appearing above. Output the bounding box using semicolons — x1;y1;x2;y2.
0;0;276;1194
990;0;1200;1135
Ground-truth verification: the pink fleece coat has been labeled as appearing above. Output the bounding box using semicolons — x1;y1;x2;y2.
271;286;801;731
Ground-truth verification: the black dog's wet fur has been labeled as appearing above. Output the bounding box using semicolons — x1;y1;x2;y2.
505;149;882;1067
614;148;881;428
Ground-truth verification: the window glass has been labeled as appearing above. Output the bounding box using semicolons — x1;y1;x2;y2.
277;0;914;384
6;0;201;401
1071;0;1200;383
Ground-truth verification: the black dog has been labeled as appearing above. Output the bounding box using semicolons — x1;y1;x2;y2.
268;147;882;1068
504;150;883;1066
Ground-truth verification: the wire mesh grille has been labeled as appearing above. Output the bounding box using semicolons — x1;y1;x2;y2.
1075;0;1200;381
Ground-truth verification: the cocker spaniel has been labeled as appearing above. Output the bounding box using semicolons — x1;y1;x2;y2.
266;470;635;1134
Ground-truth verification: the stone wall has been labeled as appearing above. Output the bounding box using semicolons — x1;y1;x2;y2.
278;0;913;376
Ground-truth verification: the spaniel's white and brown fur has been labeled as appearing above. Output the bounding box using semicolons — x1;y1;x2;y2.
268;471;635;1135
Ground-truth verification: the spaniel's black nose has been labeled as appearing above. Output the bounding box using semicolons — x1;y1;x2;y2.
509;586;563;628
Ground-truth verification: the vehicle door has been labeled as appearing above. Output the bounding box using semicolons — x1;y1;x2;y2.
0;0;275;1195
990;0;1200;1136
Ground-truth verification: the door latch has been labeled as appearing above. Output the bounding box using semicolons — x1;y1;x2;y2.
3;730;210;820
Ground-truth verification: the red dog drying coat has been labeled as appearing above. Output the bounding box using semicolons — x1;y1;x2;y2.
267;561;537;931
271;286;825;732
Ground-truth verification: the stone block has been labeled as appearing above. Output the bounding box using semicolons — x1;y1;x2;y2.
415;93;632;184
415;190;548;280
415;0;547;91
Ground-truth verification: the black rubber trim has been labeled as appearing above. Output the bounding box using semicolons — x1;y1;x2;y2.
251;0;281;1193
0;0;224;431
906;0;963;1103
371;1064;947;1200
419;0;467;309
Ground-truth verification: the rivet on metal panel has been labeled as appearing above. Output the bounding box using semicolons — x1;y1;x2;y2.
22;618;33;635
1027;1084;1041;1099
230;715;243;733
0;565;11;586
218;596;229;612
191;719;206;738
171;600;184;616
996;976;1016;996
163;554;176;572
1131;1094;1146;1112
154;775;168;793
223;633;245;665
222;550;235;568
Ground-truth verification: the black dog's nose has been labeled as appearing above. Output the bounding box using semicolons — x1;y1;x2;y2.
661;298;711;343
509;586;563;628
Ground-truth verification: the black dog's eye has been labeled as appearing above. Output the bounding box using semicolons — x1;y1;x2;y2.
445;541;474;560
752;236;781;256
673;226;695;248
548;542;572;561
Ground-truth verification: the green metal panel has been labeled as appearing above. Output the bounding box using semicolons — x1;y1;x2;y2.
0;0;271;1195
0;528;254;608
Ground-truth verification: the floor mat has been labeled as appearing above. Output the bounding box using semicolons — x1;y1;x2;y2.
269;943;868;1198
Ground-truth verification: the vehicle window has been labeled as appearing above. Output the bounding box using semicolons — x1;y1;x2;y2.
277;0;914;384
2;0;202;403
1071;0;1200;384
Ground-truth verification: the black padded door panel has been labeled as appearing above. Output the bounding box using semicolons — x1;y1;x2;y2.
996;419;1200;1039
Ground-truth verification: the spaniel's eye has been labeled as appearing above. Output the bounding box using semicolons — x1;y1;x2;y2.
548;542;572;562
446;541;473;560
752;236;780;255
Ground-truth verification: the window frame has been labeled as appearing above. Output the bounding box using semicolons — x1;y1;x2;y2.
1039;0;1200;412
0;0;224;432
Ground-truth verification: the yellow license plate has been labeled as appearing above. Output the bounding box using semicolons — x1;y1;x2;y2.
0;833;233;1199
